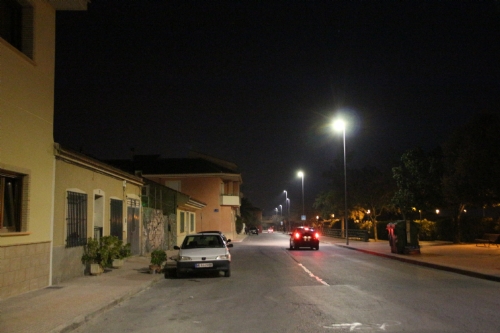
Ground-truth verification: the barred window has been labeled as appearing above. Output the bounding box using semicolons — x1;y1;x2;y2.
0;170;25;232
66;191;87;247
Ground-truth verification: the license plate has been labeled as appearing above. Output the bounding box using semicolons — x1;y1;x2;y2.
195;263;213;268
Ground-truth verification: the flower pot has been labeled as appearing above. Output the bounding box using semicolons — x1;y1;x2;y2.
90;263;104;275
112;258;124;268
149;264;161;274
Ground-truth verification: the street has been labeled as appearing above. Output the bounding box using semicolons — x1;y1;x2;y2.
75;232;500;333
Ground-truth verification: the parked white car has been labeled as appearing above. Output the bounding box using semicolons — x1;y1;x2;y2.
174;232;233;278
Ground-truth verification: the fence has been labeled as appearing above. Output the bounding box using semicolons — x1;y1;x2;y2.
322;228;369;242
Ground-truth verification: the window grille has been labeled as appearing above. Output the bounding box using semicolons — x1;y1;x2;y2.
66;191;87;247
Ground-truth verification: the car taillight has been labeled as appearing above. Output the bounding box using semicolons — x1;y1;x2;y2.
314;232;319;239
294;232;301;239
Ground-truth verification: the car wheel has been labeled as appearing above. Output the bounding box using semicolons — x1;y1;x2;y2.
315;244;320;250
224;269;231;277
289;241;293;250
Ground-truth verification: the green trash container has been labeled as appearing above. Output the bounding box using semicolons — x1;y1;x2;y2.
387;220;420;254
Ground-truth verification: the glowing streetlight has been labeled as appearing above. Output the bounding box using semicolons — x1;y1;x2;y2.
333;119;348;245
283;190;288;219
297;171;305;221
286;198;290;218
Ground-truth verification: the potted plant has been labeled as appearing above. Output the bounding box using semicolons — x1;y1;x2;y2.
149;249;167;274
111;238;132;268
82;238;104;275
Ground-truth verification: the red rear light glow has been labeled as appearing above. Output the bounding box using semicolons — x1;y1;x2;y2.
294;232;301;239
314;232;319;239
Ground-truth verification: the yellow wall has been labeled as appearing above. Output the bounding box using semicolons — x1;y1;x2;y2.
0;0;56;245
53;159;142;246
0;0;57;299
52;157;142;283
159;177;239;240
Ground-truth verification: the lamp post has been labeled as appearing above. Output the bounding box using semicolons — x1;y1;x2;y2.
286;198;290;231
279;204;282;221
297;171;305;223
283;190;288;218
333;119;348;245
275;208;278;223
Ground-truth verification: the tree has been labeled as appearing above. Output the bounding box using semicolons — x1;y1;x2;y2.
348;166;396;240
314;160;396;240
392;147;443;242
239;197;260;228
442;113;500;242
313;157;348;228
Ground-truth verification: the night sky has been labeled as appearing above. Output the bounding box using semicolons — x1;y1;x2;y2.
54;1;500;217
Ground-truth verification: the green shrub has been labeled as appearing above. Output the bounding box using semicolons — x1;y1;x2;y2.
235;215;243;234
416;219;437;241
81;237;113;268
150;249;167;266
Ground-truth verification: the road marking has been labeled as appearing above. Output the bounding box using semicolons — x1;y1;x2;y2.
298;263;329;286
323;321;402;331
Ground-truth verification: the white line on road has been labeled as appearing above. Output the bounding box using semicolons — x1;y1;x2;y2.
298;263;330;286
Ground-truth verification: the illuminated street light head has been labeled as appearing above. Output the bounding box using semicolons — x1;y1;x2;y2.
297;171;304;178
333;119;345;131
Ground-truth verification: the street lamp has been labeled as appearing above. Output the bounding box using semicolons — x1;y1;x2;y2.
333;119;348;245
283;190;288;218
279;204;282;220
286;198;290;231
286;198;290;217
297;171;305;222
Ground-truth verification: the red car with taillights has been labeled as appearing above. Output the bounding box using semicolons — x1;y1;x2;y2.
289;226;320;250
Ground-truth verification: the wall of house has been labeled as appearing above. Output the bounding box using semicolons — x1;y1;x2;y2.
180;177;224;232
0;0;57;300
52;158;142;283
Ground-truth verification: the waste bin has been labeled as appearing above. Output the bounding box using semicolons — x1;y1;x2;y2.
387;220;420;254
386;223;398;253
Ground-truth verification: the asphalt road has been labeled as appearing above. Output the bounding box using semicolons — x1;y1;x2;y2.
74;232;500;333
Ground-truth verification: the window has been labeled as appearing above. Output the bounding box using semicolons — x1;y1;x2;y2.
0;170;25;232
0;0;34;58
66;191;87;247
190;213;195;232
180;212;185;233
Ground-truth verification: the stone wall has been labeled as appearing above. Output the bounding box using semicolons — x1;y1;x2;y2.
0;242;51;300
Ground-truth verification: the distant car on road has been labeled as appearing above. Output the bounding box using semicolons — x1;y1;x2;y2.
290;226;319;250
249;226;259;235
268;227;274;233
174;232;233;278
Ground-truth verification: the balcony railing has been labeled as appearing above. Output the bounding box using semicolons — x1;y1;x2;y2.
220;195;240;206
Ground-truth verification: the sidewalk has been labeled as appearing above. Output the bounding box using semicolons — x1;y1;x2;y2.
322;236;500;282
1;234;499;333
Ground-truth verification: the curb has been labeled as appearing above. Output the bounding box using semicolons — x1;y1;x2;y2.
336;244;500;283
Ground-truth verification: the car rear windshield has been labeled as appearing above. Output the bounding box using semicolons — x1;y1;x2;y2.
182;235;223;249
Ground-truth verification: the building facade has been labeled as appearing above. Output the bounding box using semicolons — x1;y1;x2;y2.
52;144;143;284
108;152;242;244
0;0;89;300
